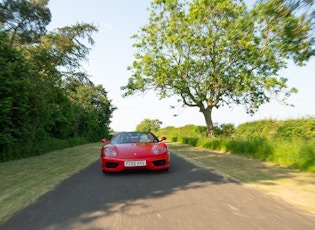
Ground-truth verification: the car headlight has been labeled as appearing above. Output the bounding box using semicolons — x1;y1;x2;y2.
103;148;117;157
153;147;167;154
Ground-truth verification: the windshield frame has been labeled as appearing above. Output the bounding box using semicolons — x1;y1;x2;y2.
110;132;159;144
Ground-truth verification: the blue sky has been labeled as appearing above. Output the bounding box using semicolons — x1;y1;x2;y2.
48;0;315;131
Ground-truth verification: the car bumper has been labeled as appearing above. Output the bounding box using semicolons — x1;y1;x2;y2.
101;154;170;172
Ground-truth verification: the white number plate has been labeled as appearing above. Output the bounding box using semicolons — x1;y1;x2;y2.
124;160;146;167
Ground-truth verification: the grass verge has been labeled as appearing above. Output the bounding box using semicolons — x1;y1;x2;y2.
0;142;103;224
168;142;315;215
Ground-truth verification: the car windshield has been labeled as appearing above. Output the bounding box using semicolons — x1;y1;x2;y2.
111;132;159;144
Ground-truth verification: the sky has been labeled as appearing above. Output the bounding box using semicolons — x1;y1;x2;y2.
47;0;315;131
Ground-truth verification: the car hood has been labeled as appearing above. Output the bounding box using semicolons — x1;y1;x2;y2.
112;142;162;158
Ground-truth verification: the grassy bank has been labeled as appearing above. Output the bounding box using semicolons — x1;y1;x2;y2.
178;136;315;172
0;142;102;224
156;118;315;173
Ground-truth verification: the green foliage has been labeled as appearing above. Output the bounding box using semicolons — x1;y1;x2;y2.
156;124;207;141
156;123;234;139
182;137;199;146
235;117;315;140
234;119;281;139
225;137;274;160
136;119;162;132
0;0;51;45
0;32;34;152
158;118;315;172
0;136;90;162
269;139;315;172
0;1;115;162
273;117;315;140
214;123;235;137
122;0;314;137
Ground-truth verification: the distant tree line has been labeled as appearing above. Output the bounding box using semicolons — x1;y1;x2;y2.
0;0;115;162
136;119;162;133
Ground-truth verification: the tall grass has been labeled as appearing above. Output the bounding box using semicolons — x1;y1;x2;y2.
157;117;315;173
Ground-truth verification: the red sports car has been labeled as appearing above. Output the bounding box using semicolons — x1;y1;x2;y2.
100;131;170;173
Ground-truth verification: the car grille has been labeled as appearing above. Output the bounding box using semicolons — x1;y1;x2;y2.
106;162;118;168
153;160;166;166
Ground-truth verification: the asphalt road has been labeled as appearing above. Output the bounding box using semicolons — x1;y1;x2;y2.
1;153;315;230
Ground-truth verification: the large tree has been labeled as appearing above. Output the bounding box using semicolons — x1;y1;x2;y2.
122;0;315;137
0;1;116;161
0;0;51;45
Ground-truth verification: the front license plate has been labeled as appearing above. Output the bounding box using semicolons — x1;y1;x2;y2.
124;160;146;167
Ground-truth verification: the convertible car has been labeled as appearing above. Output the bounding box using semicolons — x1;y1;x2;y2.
100;131;170;173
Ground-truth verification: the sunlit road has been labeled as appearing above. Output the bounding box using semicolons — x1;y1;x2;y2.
1;153;315;230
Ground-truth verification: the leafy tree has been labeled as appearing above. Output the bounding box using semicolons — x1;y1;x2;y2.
26;22;98;75
0;0;115;161
136;119;163;132
44;22;97;70
21;23;100;140
281;0;314;27
122;0;315;137
0;0;51;45
66;79;116;139
0;32;34;155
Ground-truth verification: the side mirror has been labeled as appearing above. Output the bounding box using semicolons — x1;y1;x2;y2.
101;138;110;144
160;136;167;142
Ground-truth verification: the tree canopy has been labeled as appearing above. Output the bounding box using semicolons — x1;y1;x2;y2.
0;0;51;45
0;0;115;161
136;119;163;132
122;0;315;137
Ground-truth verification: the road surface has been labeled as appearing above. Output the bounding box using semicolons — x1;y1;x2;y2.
1;153;315;230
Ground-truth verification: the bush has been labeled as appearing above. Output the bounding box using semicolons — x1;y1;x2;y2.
182;137;199;146
234;119;280;139
158;118;315;173
270;139;315;172
0;136;91;162
274;117;315;140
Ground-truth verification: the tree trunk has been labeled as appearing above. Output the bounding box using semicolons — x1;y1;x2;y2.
200;107;214;138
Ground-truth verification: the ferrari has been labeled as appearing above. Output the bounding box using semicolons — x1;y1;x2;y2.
100;131;170;173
